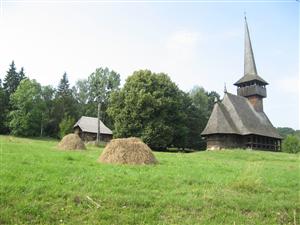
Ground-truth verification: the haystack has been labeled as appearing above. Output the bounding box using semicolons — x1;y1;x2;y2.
58;134;86;150
98;137;157;165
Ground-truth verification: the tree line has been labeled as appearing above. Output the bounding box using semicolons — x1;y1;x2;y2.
0;61;219;150
277;127;300;153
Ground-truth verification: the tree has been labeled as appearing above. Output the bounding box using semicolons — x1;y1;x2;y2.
74;80;88;101
2;61;27;133
57;72;72;97
9;79;46;136
73;79;96;118
18;67;26;81
294;130;300;140
185;102;206;150
187;86;213;150
3;61;26;97
74;67;120;128
190;86;209;120
277;127;295;139
0;80;6;133
207;91;220;113
41;85;56;137
108;70;185;149
53;72;78;136
59;115;75;138
282;135;300;154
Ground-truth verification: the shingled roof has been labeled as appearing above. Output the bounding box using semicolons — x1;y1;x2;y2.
74;116;113;135
201;93;282;139
234;74;268;86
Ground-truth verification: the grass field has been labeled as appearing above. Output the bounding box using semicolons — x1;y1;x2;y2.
0;135;299;225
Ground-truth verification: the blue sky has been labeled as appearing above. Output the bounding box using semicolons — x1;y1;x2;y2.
0;1;299;129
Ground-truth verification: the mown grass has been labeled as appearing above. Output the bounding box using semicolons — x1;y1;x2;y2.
0;135;299;225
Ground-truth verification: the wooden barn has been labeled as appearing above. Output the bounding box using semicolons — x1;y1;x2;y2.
73;116;113;142
201;17;282;151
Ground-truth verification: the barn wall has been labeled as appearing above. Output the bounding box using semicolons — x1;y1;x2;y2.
80;132;112;142
73;127;112;142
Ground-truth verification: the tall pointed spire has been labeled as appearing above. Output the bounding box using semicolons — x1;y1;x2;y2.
244;16;257;76
234;16;268;87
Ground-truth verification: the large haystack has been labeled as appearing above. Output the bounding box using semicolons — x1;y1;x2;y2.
98;137;157;165
58;134;86;150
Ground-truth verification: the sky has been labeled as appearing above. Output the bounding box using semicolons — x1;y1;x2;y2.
0;0;299;129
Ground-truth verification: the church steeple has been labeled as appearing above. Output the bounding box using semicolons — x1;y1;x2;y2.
244;16;257;76
234;17;269;112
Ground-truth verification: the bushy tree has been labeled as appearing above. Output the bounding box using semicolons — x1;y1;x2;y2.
189;86;220;122
295;130;300;140
186;86;219;150
74;67;120;128
277;127;295;138
185;102;206;150
73;79;94;118
190;86;209;119
59;115;75;138
41;85;56;137
108;70;185;149
9;79;45;136
207;91;220;113
282;135;300;154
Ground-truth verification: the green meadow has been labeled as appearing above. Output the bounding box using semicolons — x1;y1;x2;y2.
0;136;299;225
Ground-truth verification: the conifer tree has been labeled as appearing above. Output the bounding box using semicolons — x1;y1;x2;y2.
3;61;19;96
53;72;78;137
3;61;26;97
0;79;6;133
56;72;71;97
18;67;26;81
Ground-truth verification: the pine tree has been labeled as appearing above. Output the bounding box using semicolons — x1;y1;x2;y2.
3;61;26;97
3;61;19;96
1;61;27;133
53;72;78;137
19;67;26;81
0;79;5;133
56;72;71;97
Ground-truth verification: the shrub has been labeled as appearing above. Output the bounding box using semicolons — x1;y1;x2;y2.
282;135;300;154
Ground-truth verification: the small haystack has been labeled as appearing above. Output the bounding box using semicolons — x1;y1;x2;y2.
98;137;157;165
58;134;86;150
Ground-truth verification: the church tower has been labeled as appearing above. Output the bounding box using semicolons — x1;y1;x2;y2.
201;16;282;151
234;17;268;112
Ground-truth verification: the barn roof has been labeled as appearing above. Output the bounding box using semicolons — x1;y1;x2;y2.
201;93;282;139
74;116;113;135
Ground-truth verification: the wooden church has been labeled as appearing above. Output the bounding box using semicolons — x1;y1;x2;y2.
201;18;282;151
